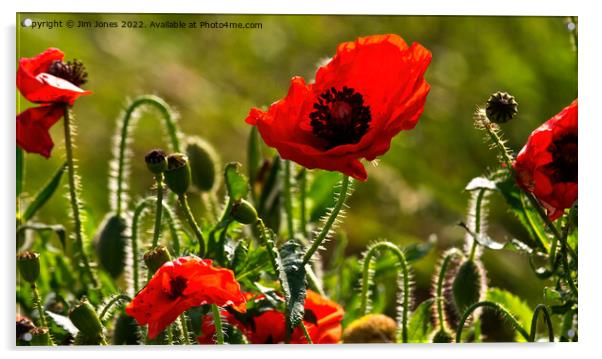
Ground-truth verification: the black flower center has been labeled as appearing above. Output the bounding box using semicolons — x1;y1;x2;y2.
309;86;371;149
547;133;577;183
47;59;88;87
167;276;188;299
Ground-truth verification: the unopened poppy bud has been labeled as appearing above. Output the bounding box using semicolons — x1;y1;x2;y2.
164;153;191;195
145;149;168;174
143;245;172;274
231;199;258;225
17;251;40;283
68;299;104;339
432;329;454;343
452;260;486;317
30;326;52;346
112;311;141;344
94;213;128;278
185;137;220;192
342;314;397;343
486;91;518;124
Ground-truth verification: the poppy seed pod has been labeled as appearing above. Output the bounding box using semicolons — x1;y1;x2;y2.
432;329;454;343
185;137;221;192
94;212;129;278
486;91;518;124
451;260;486;318
231;199;259;225
342;314;397;343
17;251;40;283
69;299;104;339
144;149;168;174
143;245;172;274
164;153;191;196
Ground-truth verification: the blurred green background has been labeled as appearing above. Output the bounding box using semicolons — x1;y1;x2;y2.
16;14;577;309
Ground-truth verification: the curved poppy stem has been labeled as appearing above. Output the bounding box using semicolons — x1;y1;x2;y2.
178;194;205;257
302;175;351;265
435;249;464;331
211;304;224;344
63;106;99;290
152;173;164;248
99;294;131;321
456;301;529;343
359;241;411;343
468;189;487;261
530;304;554;342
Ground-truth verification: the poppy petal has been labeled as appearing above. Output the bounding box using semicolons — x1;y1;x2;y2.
16;105;65;158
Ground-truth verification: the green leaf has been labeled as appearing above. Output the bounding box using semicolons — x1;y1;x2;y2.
257;155;282;232
407;298;435;343
17;223;67;250
224;162;249;201
247;127;261;187
486;288;533;342
23;162;67;222
17;147;24;197
404;235;436;262
465;176;497;191
307;171;340;222
46;310;79;336
279;240;307;335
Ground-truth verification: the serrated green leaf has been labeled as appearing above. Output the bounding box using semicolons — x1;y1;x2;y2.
407;298;435;343
279;240;307;334
224;162;249;201
486;288;533;342
23;162;66;221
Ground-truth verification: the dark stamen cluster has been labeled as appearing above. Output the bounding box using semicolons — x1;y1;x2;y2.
547;133;577;183
47;59;88;87
167;276;188;299
309;86;371;149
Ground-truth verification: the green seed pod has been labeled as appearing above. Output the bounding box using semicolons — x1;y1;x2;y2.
94;212;129;278
112;311;141;345
432;329;454;343
17;251;40;283
231;199;258;225
143;245;172;274
342;314;397;343
164;153;191;196
452;260;486;317
30;326;52;346
144;149;168;174
68;299;104;339
486;91;518;124
185;136;221;192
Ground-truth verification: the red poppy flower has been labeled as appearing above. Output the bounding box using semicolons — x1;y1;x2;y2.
16;48;91;157
245;34;431;181
125;256;246;339
513;99;578;220
197;290;343;344
16;104;65;158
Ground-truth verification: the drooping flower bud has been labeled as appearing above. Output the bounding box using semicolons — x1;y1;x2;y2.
143;245;172;274
231;199;258;225
431;329;454;343
342;314;397;343
17;251;40;283
144;149;168;174
185;136;221;192
94;212;129;279
30;326;53;346
164;153;191;196
68;299;104;340
451;260;487;318
486;91;518;124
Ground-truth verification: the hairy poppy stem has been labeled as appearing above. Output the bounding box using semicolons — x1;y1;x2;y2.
283;160;295;239
299;168;309;239
302;175;351;265
530;304;554;342
468;189;487;261
63;106;99;290
178;194;206;257
152;173;164;248
179;315;191;345
456;301;529;343
435;249;464;331
31;284;51;333
211;304;224;344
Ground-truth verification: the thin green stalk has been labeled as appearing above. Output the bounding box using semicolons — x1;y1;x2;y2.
300;321;313;344
305;264;325;297
179;315;191;345
530;304;554;342
211;304;224;344
283;160;295;239
99;294;131;321
114;95;181;215
178;194;205;257
302;175;350;265
256;219;279;277
435;249;464;331
456;301;530;342
469;189;486;261
31;284;48;328
152;173;164;248
359;241;411;343
63;107;98;289
299;168;309;239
